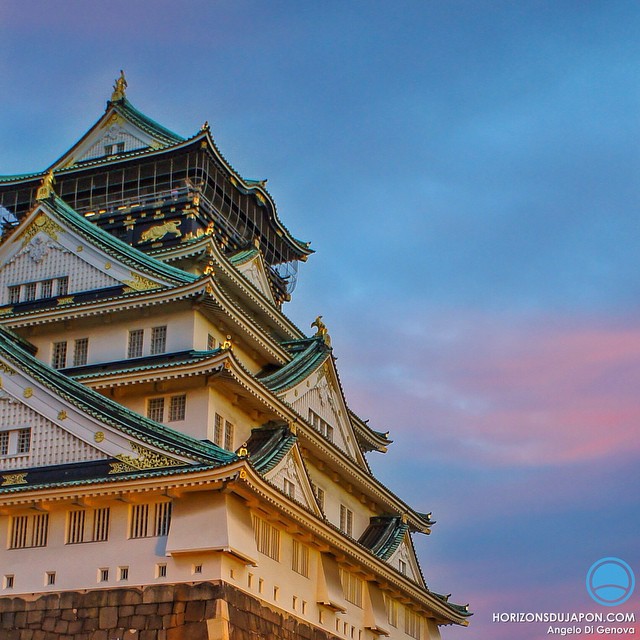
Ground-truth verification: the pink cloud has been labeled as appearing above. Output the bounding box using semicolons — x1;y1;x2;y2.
339;310;640;466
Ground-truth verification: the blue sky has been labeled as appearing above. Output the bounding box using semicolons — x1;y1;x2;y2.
1;1;639;637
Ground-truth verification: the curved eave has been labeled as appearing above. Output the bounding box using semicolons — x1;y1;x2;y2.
0;327;236;465
199;131;313;260
349;409;392;453
245;423;297;473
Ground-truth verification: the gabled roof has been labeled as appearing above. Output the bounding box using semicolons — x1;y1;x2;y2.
0;325;236;473
245;422;297;474
359;515;409;560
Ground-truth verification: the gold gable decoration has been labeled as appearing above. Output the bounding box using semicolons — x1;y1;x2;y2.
122;273;161;292
19;214;63;248
2;473;28;486
109;442;186;474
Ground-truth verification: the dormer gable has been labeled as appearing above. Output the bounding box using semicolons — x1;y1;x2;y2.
229;247;276;304
387;532;426;587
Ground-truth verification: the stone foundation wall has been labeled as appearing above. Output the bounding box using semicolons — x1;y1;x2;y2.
0;581;340;640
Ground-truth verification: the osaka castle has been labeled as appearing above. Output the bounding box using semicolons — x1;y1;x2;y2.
0;73;470;640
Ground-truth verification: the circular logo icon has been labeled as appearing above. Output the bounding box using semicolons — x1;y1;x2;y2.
586;558;635;606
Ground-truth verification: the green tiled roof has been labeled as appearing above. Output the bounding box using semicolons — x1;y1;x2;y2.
358;516;409;560
0;326;236;465
258;337;330;393
42;195;196;286
110;97;184;146
245;422;297;473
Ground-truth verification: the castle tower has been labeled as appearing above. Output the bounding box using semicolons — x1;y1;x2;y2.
0;73;470;640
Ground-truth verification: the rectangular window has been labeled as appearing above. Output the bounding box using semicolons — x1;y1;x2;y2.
46;571;56;586
24;282;37;302
214;413;223;447
128;329;144;358
340;569;363;608
224;419;234;450
150;326;167;355
252;515;280;561
17;428;31;454
207;334;216;350
340;505;353;537
147;398;164;422
284;478;296;500
57;276;69;296
73;338;89;366
9;513;49;549
399;559;407;575
116;142;125;154
385;596;399;628
3;575;14;589
99;568;109;583
41;279;53;298
405;608;421;639
8;285;20;304
119;566;129;581
156;563;167;578
129;502;172;539
316;487;325;511
168;395;186;422
213;414;234;450
309;409;334;442
66;507;110;544
0;432;9;456
51;341;67;369
292;539;310;577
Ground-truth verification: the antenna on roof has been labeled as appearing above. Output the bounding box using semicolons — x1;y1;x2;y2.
111;70;128;102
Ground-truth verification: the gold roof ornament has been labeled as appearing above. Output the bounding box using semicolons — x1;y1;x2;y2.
237;442;249;457
36;170;56;200
221;335;233;350
111;70;128;102
311;315;331;347
200;121;210;132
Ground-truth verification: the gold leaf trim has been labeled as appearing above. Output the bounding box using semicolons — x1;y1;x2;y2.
109;442;185;474
57;297;75;306
2;473;27;486
19;214;63;247
122;273;161;292
0;363;15;375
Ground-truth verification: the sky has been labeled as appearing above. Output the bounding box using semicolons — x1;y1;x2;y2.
1;1;639;638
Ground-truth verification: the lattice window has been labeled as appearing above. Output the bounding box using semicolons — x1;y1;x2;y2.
292;539;310;577
17;428;31;454
51;341;67;369
8;286;20;304
340;569;363;608
284;478;296;499
252;515;280;561
9;513;49;549
168;395;186;422
41;279;53;298
213;413;234;450
57;276;69;296
340;504;353;537
207;334;217;350
24;282;37;301
73;338;89;366
385;595;399;628
316;486;325;511
150;326;167;355
405;608;421;639
128;329;144;358
0;432;8;455
129;502;172;539
147;398;164;422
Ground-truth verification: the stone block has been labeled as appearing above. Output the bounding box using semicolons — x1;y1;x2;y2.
143;585;175;604
184;600;206;622
99;606;119;629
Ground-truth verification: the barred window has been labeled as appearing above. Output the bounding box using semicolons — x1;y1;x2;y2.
340;504;353;536
405;608;421;639
207;333;216;350
147;398;165;422
252;515;280;561
316;486;325;511
8;285;20;304
66;508;110;544
168;395;186;422
340;569;363;607
399;559;407;575
150;326;167;355
284;478;295;500
128;329;144;358
9;513;49;549
73;338;89;366
17;428;31;454
57;276;69;296
24;282;37;302
292;539;310;577
129;502;172;538
41;279;53;298
51;341;67;369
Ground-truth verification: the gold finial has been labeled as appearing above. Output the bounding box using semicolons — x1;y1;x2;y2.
111;70;127;101
311;315;331;347
36;170;56;200
221;335;232;350
201;121;210;132
237;442;249;458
